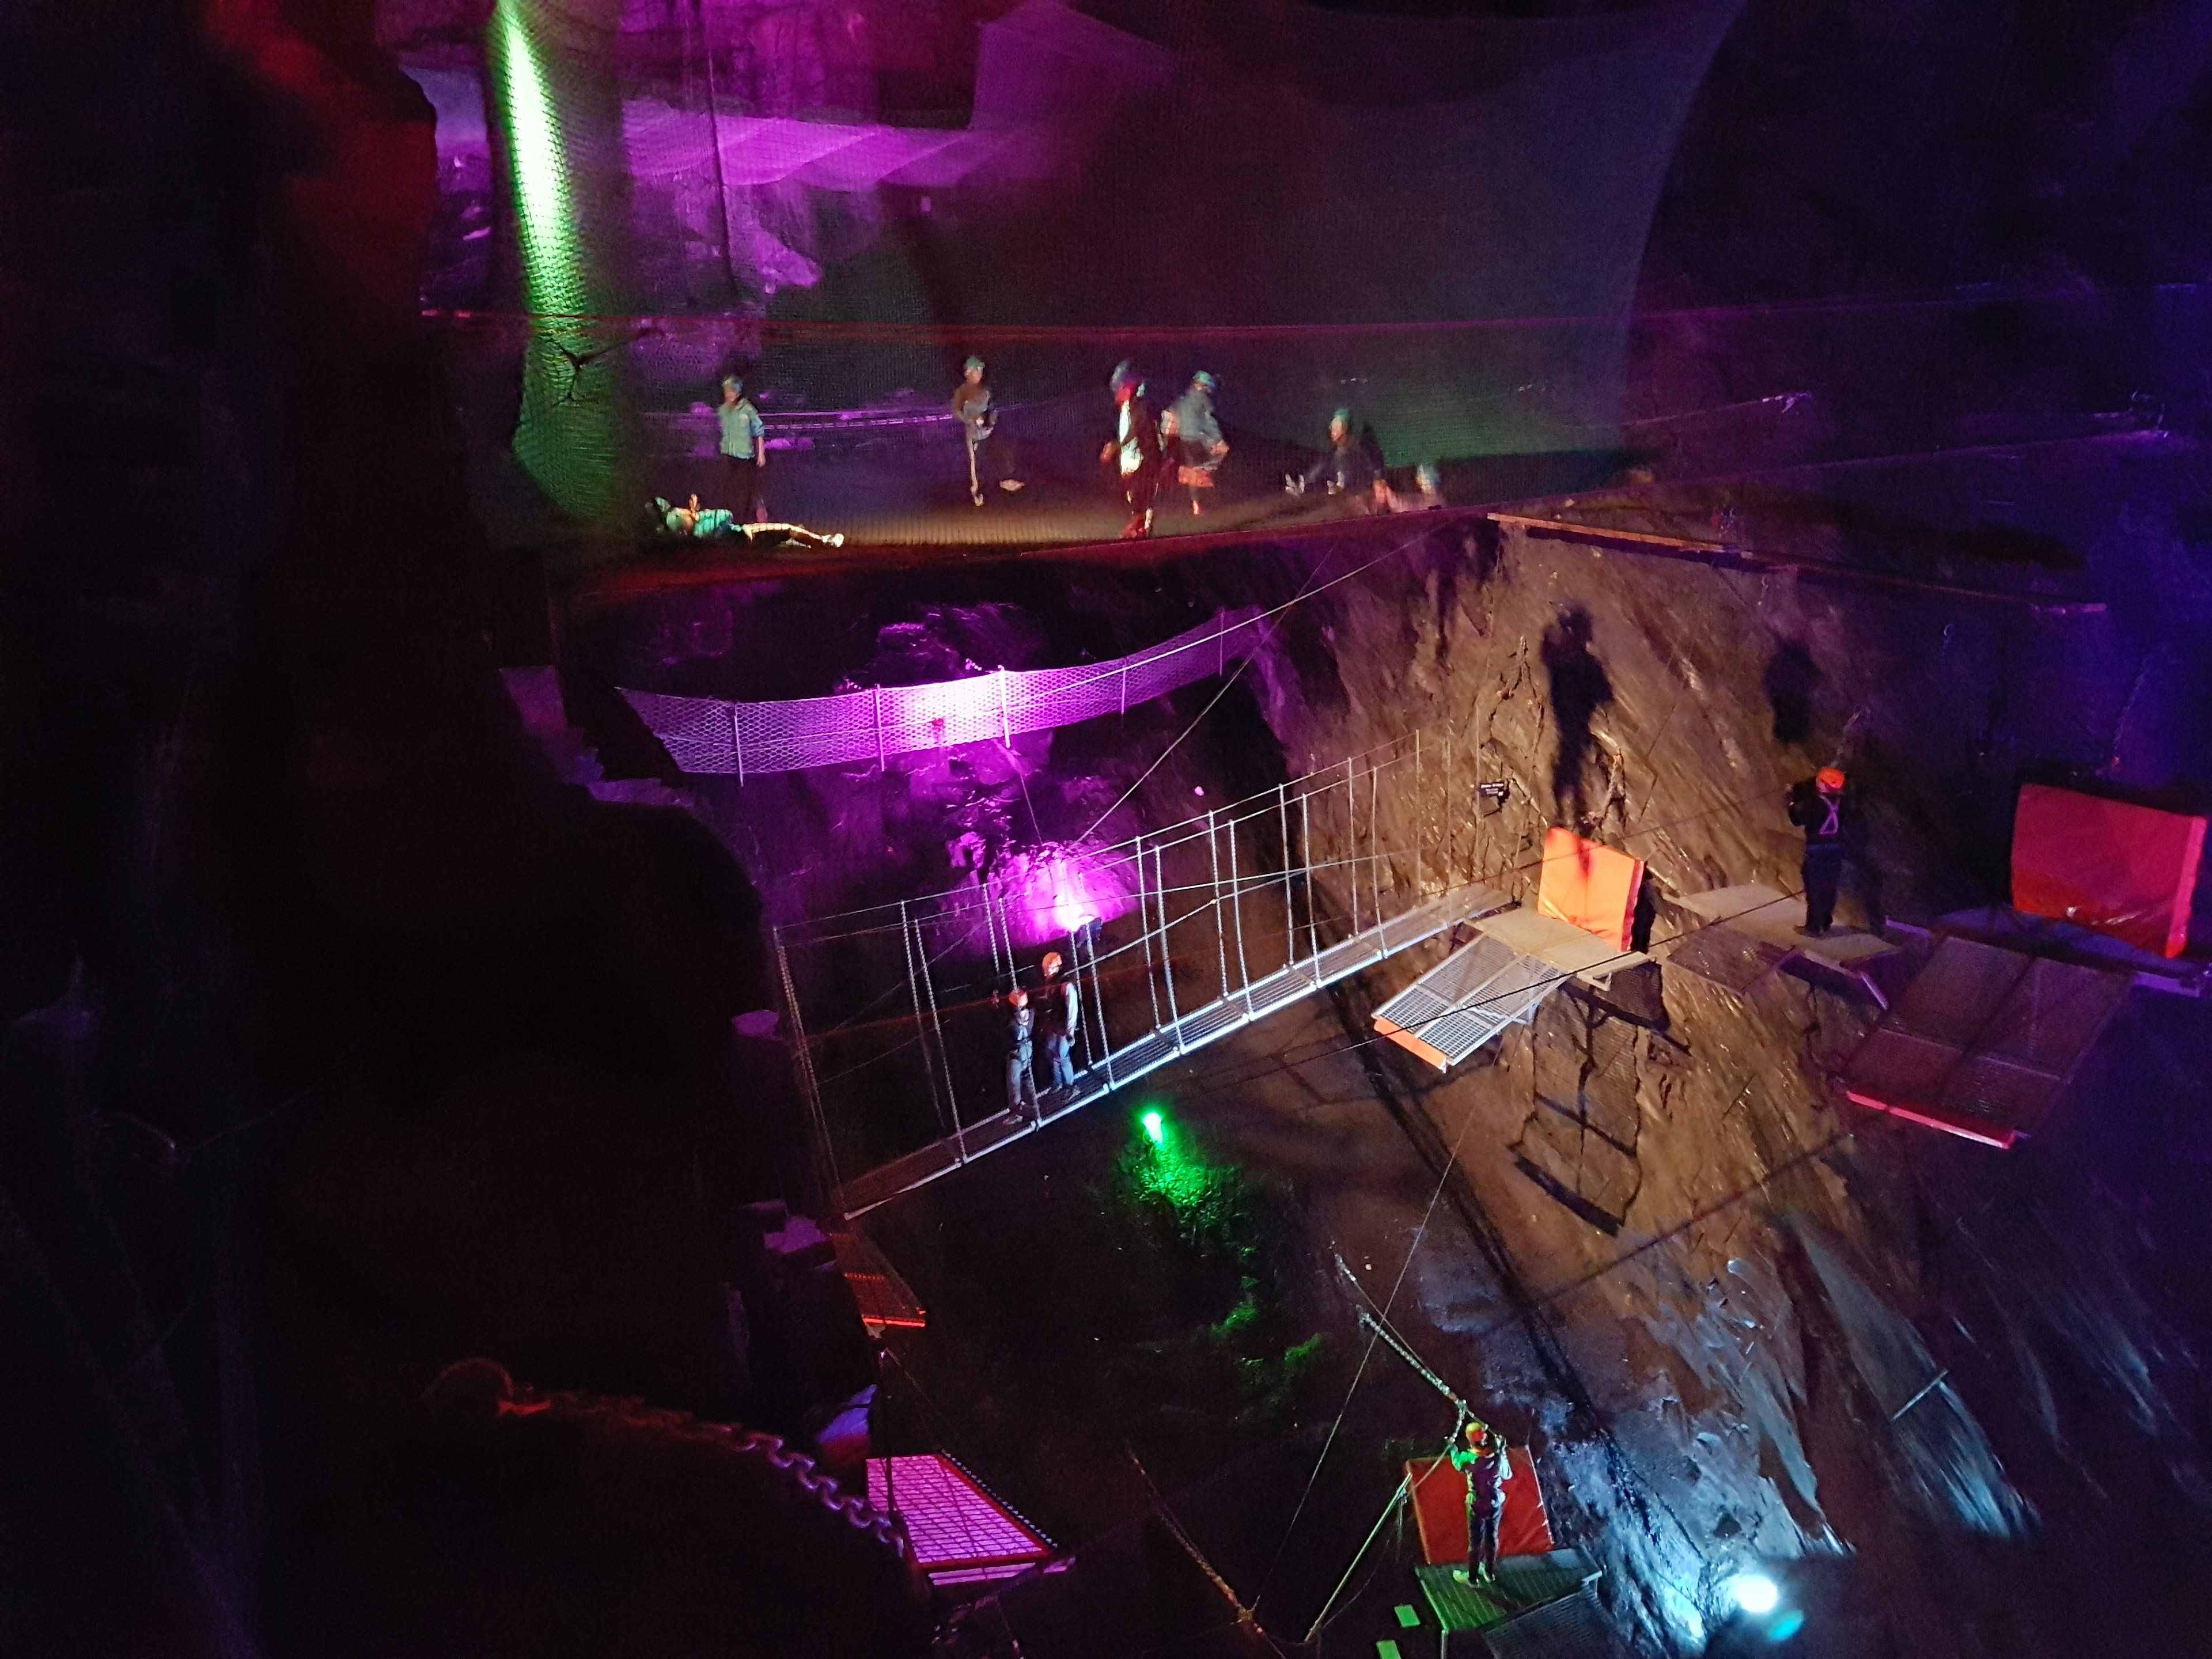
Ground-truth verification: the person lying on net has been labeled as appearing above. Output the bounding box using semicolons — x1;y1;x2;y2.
654;495;844;550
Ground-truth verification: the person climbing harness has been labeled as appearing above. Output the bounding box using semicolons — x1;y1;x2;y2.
1448;1411;1508;1583
1001;986;1040;1125
1786;759;1880;937
1039;950;1080;1092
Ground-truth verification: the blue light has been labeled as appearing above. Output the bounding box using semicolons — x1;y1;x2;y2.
1768;1609;1806;1642
1726;1574;1780;1617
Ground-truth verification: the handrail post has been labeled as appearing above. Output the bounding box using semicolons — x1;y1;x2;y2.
898;903;946;1141
1135;835;1162;1030
1207;810;1230;1002
1157;842;1185;1051
1227;809;1252;1003
1301;789;1319;976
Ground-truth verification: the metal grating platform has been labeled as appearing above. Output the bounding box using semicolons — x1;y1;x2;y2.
1666;882;1899;1005
1414;1550;1604;1656
1843;935;2133;1147
828;1228;927;1333
866;1453;1053;1586
1373;915;1555;1071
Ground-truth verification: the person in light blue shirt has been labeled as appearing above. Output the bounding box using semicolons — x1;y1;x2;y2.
716;376;766;521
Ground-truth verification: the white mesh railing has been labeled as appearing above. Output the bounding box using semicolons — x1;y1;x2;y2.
621;608;1264;778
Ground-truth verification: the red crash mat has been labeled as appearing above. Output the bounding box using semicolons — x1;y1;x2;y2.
2012;783;2206;959
1405;1449;1555;1566
1536;828;1646;955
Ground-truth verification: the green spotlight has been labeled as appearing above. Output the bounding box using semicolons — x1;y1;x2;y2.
1141;1109;1165;1146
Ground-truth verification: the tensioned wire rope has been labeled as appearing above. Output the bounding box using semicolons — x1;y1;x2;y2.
854;986;2109;1643
1209;931;2136;1623
802;832;1779;1100
796;801;1829;1225
791;773;1793;1100
783;528;1416;1047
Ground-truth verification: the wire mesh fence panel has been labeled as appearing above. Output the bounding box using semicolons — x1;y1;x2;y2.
622;608;1266;777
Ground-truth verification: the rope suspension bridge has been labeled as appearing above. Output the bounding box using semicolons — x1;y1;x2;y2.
777;732;1556;1218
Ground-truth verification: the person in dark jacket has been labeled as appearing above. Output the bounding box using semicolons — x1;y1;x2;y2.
1002;987;1040;1123
1102;361;1164;538
1786;765;1881;935
1038;950;1081;1092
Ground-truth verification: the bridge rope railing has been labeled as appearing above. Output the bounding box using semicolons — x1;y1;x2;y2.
776;731;1474;1206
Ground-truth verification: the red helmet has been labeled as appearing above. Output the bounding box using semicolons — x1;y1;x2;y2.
1816;767;1846;791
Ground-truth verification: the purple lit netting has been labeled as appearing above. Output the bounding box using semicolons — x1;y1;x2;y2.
406;0;1747;481
622;607;1263;777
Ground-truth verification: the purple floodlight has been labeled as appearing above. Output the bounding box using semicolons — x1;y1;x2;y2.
993;842;1132;949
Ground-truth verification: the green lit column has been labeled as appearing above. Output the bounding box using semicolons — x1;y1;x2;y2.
486;0;638;527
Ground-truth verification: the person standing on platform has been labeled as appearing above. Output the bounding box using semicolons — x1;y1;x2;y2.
953;355;1024;506
717;376;767;522
1103;361;1162;539
1039;950;1081;1092
1448;1415;1508;1583
1168;370;1229;516
1003;987;1040;1124
1787;764;1880;936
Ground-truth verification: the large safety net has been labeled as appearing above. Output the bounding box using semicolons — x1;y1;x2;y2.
623;606;1263;777
411;0;1752;530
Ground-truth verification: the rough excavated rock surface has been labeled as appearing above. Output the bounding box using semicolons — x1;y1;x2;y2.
1232;488;2212;1654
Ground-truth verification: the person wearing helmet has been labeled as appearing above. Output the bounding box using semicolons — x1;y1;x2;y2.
1168;370;1229;517
1786;763;1878;935
1102;361;1164;538
1038;950;1081;1092
1001;986;1041;1124
1448;1415;1508;1582
716;376;767;522
952;354;1023;506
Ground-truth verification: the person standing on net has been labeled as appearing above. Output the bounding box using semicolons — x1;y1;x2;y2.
1103;361;1162;539
1787;764;1880;936
1002;987;1040;1124
717;376;766;522
1039;950;1080;1092
953;355;1024;506
1168;370;1228;516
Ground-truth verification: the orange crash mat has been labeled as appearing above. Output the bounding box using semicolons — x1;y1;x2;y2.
1405;1449;1555;1566
1536;828;1646;955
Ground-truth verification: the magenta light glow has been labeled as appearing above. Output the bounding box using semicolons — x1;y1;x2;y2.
993;842;1133;949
